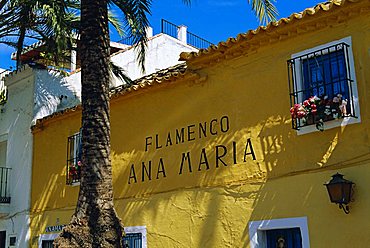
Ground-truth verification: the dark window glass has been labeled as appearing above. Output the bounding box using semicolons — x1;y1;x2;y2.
302;49;349;100
66;130;82;184
266;228;302;248
42;240;54;248
0;231;5;248
123;233;142;248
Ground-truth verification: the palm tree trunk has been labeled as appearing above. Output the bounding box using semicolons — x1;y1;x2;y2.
54;0;124;246
15;6;28;69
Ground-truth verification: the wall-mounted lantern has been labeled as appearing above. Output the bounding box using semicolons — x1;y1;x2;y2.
324;173;354;214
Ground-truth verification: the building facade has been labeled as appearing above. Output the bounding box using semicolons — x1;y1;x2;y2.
0;67;78;248
31;0;370;247
0;24;199;247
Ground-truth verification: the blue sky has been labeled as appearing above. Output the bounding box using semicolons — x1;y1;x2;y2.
0;0;323;69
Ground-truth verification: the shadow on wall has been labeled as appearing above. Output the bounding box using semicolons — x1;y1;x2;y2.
33;69;79;123
29;72;370;247
111;105;369;247
243;115;370;247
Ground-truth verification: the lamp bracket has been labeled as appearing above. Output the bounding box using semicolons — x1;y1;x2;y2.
339;204;350;214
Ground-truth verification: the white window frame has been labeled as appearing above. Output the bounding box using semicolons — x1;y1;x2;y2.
38;226;147;248
0;133;7;168
124;226;147;248
249;216;310;248
68;130;82;186
38;233;59;248
72;130;81;165
291;36;361;135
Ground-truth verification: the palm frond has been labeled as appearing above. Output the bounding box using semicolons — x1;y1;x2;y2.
108;11;124;37
1;0;79;68
111;0;152;73
248;0;278;25
109;61;133;85
181;0;191;6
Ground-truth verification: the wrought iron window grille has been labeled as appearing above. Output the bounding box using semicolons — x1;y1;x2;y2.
123;233;143;248
287;42;357;130
66;131;82;185
0;167;11;203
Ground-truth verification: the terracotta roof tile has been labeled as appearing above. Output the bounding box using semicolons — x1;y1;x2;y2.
179;0;361;63
31;0;364;129
32;63;189;130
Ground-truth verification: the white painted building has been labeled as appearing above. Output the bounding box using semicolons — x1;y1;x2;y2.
0;67;78;248
0;25;201;247
69;28;198;98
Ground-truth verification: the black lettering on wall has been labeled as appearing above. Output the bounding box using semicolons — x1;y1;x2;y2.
179;152;192;174
156;158;166;179
199;122;207;138
244;138;256;161
176;128;185;144
128;164;137;184
166;132;173;147
155;134;162;149
142;161;152;181
145;136;152;152
233;141;237;165
188;124;196;141
198;148;210;171
216;145;228;167
220;115;230;133
210;119;218;135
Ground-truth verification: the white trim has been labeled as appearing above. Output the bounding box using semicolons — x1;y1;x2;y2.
291;36;361;135
37;226;147;248
0;133;7;143
38;233;59;248
249;217;310;248
124;226;147;248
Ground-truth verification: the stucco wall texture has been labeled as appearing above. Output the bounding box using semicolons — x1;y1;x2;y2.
31;1;370;247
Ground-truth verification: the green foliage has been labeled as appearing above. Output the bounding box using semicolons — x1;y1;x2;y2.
111;0;152;73
248;0;278;25
109;61;133;86
0;78;7;105
0;0;79;68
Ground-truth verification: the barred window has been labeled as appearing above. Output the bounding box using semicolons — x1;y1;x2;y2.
123;233;142;248
66;130;81;185
287;38;359;132
41;240;54;248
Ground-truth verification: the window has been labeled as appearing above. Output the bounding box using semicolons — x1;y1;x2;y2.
38;227;146;248
0;139;10;203
41;240;54;248
9;236;16;247
66;130;82;185
249;217;310;248
38;234;58;248
266;228;302;248
124;226;147;248
287;37;360;133
0;140;7;168
123;233;142;248
0;231;5;248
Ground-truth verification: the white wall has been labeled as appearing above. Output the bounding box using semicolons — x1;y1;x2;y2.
0;67;79;247
69;33;198;98
110;33;197;86
0;33;198;247
0;67;34;247
33;70;79;124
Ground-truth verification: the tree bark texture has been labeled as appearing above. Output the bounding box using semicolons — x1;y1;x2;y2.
54;0;124;247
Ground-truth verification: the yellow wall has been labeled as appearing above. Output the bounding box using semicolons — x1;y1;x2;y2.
31;2;370;247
